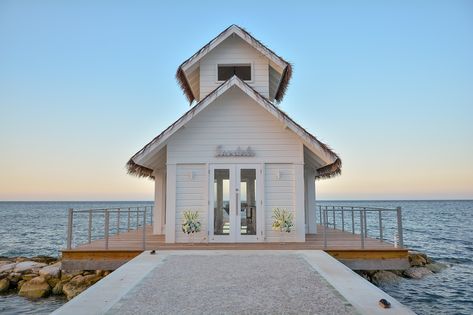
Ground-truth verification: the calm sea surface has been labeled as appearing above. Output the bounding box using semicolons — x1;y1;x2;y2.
0;200;472;314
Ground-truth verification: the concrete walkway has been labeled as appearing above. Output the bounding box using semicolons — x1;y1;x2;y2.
53;250;415;315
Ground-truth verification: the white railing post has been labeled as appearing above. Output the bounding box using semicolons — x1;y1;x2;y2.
142;207;147;250
360;210;364;249
67;208;73;249
378;210;383;242
88;209;92;244
104;209;110;250
127;207;131;232
351;207;355;234
396;207;404;248
323;209;327;249
117;208;121;234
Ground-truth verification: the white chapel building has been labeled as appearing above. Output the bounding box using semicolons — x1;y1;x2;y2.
127;25;341;243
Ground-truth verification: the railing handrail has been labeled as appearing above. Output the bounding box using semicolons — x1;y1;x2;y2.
318;205;398;212
66;205;154;250
71;206;149;213
318;205;404;250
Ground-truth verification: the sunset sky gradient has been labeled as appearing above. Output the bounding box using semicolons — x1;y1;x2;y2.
1;1;472;200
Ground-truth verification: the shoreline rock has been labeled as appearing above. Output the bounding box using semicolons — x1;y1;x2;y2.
356;251;448;286
0;256;111;301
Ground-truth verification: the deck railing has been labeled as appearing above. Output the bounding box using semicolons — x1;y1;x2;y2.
66;206;153;250
317;205;403;249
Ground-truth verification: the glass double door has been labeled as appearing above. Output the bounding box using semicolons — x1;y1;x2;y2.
210;164;261;242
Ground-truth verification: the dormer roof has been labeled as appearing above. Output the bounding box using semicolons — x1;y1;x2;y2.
176;24;292;104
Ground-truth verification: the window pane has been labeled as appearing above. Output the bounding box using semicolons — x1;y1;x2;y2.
217;66;234;81
218;65;251;81
234;66;251;81
240;169;256;235
214;169;230;235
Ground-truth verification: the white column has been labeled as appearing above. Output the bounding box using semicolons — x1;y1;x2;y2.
294;164;306;242
153;170;165;235
165;164;176;243
306;168;317;234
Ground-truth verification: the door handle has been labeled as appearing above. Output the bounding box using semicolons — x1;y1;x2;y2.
235;191;239;216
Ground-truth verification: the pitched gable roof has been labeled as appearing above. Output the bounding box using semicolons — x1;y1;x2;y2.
176;24;293;104
127;76;341;180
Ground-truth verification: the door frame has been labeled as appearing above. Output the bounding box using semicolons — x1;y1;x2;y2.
208;164;263;242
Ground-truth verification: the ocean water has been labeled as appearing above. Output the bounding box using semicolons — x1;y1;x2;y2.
0;200;472;314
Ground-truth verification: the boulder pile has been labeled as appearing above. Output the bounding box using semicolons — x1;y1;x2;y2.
356;251;448;286
0;256;110;300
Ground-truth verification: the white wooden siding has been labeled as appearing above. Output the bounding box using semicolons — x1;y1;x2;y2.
264;164;297;242
175;164;208;243
199;36;269;100
167;87;303;165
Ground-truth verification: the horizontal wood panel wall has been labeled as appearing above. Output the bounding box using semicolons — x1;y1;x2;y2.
167;87;303;165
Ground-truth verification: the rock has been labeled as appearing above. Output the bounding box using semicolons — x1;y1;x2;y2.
0;260;13;266
39;262;61;279
389;270;404;277
425;262;447;273
31;256;57;264
15;257;29;263
22;274;38;281
408;252;427;267
103;271;111;276
17;280;25;290
47;277;60;288
0;278;10;293
13;261;47;273
7;272;22;284
83;271;94;276
371;271;402;285
61;270;82;282
18;276;51;299
62;274;102;300
403;267;433;279
52;280;67;295
95;270;105;277
0;263;16;273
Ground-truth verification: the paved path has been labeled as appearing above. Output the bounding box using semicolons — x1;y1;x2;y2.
53;250;415;315
108;253;355;315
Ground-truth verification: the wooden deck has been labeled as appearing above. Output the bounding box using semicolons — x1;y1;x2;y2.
62;225;409;271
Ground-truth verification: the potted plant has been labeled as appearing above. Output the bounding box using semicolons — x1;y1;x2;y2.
272;208;294;243
181;210;201;244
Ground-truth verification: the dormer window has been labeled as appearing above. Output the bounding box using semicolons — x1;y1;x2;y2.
217;64;251;81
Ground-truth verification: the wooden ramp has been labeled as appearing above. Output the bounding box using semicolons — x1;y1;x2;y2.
62;225;408;271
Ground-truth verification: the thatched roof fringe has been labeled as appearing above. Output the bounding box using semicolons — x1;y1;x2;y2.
274;62;293;102
126;159;154;179
176;24;292;104
175;67;194;104
316;158;342;180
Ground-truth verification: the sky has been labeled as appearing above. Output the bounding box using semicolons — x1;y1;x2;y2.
0;0;472;201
